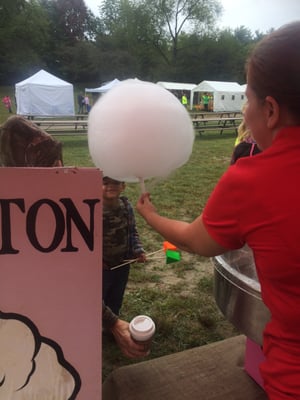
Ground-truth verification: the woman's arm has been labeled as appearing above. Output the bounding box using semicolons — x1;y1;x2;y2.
136;193;227;257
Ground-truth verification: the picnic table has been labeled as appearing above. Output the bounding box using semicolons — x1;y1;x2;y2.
190;111;242;120
24;114;88;121
32;119;88;133
192;115;243;135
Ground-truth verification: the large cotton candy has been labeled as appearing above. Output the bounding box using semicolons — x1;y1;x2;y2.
88;79;194;182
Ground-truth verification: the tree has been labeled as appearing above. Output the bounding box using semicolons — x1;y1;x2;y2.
0;0;26;22
97;0;168;81
0;0;268;86
39;0;101;81
99;0;222;80
232;26;253;44
0;0;51;84
43;0;90;44
132;0;222;70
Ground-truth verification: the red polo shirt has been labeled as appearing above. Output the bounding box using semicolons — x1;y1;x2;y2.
203;126;300;399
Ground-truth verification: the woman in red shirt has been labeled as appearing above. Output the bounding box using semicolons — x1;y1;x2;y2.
137;21;300;399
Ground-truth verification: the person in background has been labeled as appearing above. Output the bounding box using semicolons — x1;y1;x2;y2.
201;92;210;111
2;95;12;113
181;93;188;108
77;93;84;114
230;113;261;165
84;94;90;113
137;21;300;399
102;176;146;316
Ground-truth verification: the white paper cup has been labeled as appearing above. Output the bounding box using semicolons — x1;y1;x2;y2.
129;315;155;351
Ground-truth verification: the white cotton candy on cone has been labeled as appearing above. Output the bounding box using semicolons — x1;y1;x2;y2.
88;79;194;182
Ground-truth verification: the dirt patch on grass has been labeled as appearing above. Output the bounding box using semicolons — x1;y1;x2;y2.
127;252;214;295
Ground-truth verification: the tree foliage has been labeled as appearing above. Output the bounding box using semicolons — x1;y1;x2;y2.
0;0;51;83
48;0;90;43
0;0;267;85
143;0;223;63
98;0;223;78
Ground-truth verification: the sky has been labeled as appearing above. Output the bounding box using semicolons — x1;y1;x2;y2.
84;0;300;34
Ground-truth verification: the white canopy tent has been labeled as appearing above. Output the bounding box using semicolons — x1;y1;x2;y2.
156;81;197;102
15;69;75;116
85;79;121;93
191;80;246;112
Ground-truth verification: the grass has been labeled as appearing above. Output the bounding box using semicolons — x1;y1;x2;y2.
0;86;240;381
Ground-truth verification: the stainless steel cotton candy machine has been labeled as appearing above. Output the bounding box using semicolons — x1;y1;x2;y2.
213;246;270;345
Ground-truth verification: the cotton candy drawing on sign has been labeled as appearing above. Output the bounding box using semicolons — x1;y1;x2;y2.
0;311;81;399
88;79;194;188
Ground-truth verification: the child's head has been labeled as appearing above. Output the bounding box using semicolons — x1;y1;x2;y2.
235;119;252;144
235;103;253;146
0;116;63;167
102;176;125;201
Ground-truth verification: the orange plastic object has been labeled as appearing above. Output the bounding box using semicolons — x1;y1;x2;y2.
163;241;177;252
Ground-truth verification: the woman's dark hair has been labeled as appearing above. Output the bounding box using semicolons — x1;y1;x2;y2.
246;21;300;120
0;116;63;167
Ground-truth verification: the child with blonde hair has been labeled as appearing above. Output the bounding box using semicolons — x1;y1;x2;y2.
230;106;260;164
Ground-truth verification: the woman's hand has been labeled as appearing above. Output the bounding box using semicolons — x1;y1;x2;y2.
136;192;157;221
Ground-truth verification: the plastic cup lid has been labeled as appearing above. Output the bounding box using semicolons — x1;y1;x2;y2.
129;315;155;341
